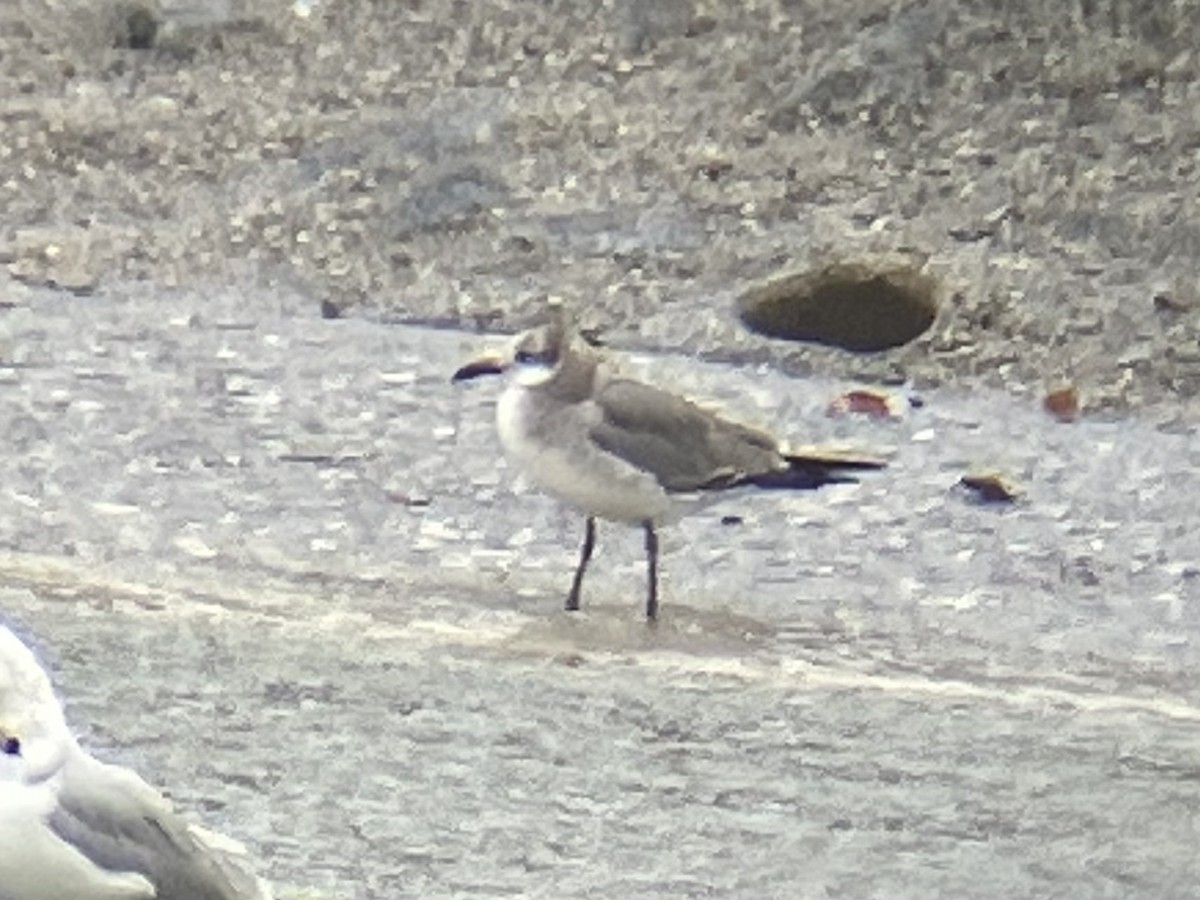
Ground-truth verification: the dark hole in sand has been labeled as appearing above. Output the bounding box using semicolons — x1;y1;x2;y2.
737;262;940;352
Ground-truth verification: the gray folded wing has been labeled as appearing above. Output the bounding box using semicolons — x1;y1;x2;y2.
50;751;270;900
589;378;784;491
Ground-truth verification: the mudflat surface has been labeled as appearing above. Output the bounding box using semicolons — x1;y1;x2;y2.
2;284;1198;898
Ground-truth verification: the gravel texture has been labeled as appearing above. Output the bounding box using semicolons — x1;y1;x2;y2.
2;0;1199;413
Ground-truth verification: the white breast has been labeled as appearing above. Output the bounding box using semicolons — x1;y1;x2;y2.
496;384;675;524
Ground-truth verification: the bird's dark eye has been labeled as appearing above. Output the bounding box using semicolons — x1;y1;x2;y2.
515;347;559;367
1;736;20;756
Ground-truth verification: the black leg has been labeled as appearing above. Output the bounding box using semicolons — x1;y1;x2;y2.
565;516;596;611
643;521;659;622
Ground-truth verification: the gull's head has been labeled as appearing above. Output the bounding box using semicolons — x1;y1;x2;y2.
507;320;570;387
452;312;573;389
0;626;74;776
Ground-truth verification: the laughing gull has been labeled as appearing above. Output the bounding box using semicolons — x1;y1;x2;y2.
0;624;273;900
453;309;885;620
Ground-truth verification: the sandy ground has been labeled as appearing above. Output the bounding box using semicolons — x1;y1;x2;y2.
1;283;1199;897
2;0;1199;411
2;2;1200;898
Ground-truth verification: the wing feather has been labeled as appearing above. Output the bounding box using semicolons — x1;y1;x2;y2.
50;752;270;900
590;379;781;491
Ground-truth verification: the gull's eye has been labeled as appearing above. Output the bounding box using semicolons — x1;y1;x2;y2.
1;735;20;756
514;347;558;367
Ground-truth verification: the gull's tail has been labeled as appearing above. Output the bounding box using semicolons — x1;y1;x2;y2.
746;450;887;491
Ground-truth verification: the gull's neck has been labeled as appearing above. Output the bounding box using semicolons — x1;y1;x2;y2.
520;336;606;404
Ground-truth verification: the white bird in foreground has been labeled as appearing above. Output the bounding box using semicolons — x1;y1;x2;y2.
453;309;886;621
0;624;273;900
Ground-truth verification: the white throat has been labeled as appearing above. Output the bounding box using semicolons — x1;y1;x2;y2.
512;363;558;388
